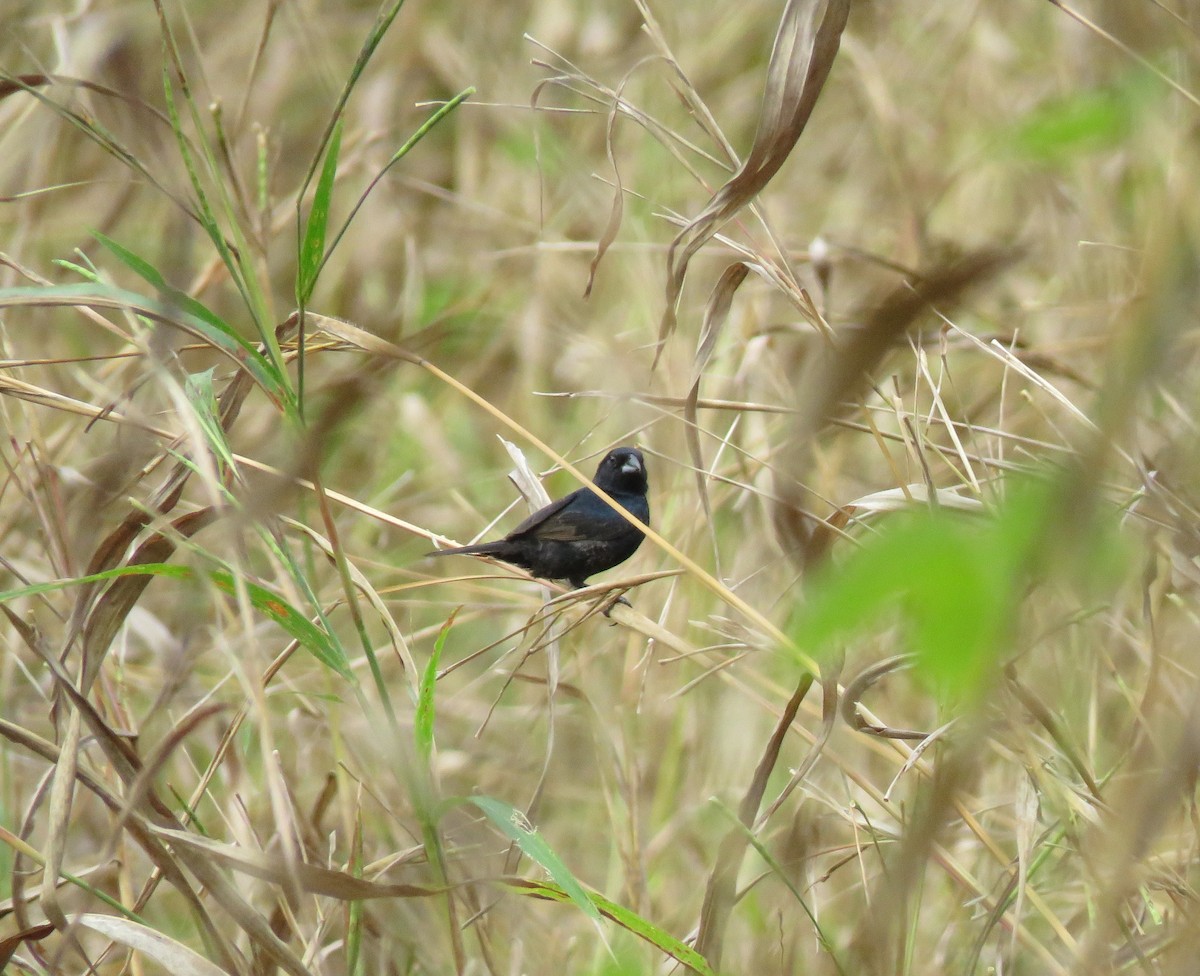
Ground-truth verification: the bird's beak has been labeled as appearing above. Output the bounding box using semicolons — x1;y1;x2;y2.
621;456;642;474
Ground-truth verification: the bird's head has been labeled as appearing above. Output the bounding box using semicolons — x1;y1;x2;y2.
594;447;648;494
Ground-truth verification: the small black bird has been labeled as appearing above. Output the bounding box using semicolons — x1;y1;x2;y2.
429;447;649;589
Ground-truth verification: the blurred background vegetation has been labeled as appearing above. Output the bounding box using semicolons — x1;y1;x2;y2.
3;1;1200;973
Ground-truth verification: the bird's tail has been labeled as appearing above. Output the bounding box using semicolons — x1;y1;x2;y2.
426;541;507;559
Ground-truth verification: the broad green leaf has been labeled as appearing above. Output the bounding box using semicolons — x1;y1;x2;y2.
790;471;1127;696
465;795;600;922
792;508;1015;692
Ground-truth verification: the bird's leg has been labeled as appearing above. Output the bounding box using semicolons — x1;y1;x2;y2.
600;591;632;618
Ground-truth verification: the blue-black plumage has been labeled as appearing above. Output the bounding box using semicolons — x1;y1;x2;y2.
429;447;649;588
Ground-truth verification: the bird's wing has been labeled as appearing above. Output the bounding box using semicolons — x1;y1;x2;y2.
507;489;637;542
505;493;576;537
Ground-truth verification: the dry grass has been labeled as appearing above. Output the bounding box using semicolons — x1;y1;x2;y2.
3;1;1200;974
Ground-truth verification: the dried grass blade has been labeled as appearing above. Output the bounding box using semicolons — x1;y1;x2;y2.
685;262;751;558
583;73;628;297
40;711;82;936
107;704;228;852
634;0;738;160
757;663;841;829
0;617;244;973
81;508;218;690
658;0;851;359
774;248;1017;566
694;674;815;968
16;621;313;976
73;914;228;976
145;827;447;900
0;73;200;222
0;924;55;971
802;249;1017;430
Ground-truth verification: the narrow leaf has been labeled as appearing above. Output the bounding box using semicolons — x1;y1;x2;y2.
209;571;353;680
507;878;720;975
74;914;228;976
92;232;244;347
466;795;599;922
0;282;287;406
298;119;343;303
0;560;352;681
416;609;458;762
321;88;473;273
658;0;851;359
184;367;237;473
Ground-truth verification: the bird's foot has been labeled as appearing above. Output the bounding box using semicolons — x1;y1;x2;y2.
601;593;632;618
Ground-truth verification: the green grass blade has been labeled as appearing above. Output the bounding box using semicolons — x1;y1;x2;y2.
91;232;265;358
158;62;248;310
298;0;409;199
0;563;193;604
466;795;600;923
0;560;351;681
0;72;201;224
157;22;286;386
506;878;720;975
415;610;457;764
184;368;237;473
208;571;353;679
321;88;473;272
0;282;288;407
297;119;342;305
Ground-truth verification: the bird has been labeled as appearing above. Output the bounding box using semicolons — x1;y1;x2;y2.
428;447;649;589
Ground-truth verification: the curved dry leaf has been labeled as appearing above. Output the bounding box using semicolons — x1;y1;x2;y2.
841;655;932;740
146;827;445;901
0;696;238;971
695;674;815;967
73;914;229;976
755;661;842;830
499;437;552;510
658;0;852;360
15;615;310;976
81;508;218;691
583;69;631;298
0;923;55;970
